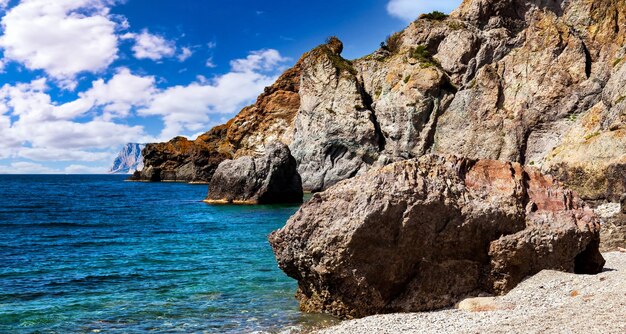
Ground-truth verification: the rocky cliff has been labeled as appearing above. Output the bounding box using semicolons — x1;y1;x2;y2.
138;0;625;203
109;143;145;174
133;61;302;183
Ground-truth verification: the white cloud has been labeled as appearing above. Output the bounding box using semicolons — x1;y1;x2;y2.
17;147;113;162
0;161;107;174
230;49;289;72
139;49;289;140
386;0;461;22
0;0;119;88
77;67;156;119
0;161;57;174
64;164;107;174
205;57;216;68
124;29;176;61
0;76;149;163
0;48;289;171
177;47;193;62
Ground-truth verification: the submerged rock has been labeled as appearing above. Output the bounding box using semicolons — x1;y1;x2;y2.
204;142;303;205
269;155;604;319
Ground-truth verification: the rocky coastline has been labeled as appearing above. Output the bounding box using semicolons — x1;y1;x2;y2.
127;0;626;331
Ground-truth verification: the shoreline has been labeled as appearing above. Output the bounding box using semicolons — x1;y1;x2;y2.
314;252;626;334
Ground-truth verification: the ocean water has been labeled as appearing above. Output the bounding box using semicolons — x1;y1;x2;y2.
0;175;332;333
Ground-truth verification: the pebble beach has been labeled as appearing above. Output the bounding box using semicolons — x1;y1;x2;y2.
316;252;626;334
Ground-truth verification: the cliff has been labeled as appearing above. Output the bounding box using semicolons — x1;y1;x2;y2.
134;62;302;183
137;0;625;204
109;143;145;174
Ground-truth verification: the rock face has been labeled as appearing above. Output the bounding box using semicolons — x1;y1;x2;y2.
132;61;302;183
269;155;604;319
109;143;145;174
139;0;625;209
132;128;232;183
204;142;303;205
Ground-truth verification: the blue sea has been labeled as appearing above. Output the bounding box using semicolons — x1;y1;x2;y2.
0;175;333;333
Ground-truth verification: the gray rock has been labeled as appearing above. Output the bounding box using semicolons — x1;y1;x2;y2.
204;142;303;204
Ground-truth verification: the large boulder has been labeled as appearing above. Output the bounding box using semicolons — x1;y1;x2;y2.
269;155;604;319
204;142;303;205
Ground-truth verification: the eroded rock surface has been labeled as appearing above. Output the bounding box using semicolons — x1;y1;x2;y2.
204;142;303;205
269;155;604;319
132;60;302;183
138;0;625;209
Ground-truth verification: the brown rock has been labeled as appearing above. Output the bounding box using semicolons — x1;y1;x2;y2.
133;58;303;183
269;155;604;319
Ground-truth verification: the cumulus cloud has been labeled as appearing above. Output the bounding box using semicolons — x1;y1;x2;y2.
0;2;296;174
76;68;156;119
230;49;289;72
0;48;290;171
0;77;148;166
386;0;462;21
124;29;176;61
0;0;119;88
139;49;289;140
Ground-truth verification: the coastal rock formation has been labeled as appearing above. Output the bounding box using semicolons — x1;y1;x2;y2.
204;142;303;205
269;155;604;319
138;0;625;211
132;129;232;183
109;143;145;174
132;60;302;183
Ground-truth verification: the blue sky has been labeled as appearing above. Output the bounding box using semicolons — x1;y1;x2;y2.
0;0;461;174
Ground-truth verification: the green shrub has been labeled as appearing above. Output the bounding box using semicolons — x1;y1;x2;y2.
319;45;357;76
408;45;439;68
381;32;403;54
419;11;448;21
409;45;430;60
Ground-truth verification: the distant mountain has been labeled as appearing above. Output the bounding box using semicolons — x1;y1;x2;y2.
109;143;145;174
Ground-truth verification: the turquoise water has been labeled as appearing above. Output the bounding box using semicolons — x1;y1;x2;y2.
0;175;330;333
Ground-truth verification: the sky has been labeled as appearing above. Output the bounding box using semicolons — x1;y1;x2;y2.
0;0;462;174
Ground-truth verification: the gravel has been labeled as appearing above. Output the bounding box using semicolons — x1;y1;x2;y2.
315;252;626;334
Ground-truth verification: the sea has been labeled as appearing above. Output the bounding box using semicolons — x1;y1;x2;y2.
0;175;334;333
